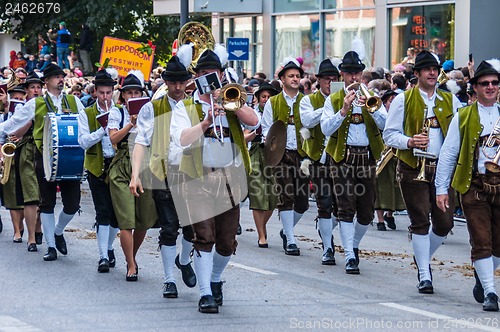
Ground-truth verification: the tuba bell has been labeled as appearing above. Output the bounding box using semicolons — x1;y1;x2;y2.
0;141;16;185
178;21;215;73
346;82;382;113
218;83;247;111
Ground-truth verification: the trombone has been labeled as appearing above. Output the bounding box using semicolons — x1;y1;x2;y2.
346;82;382;113
483;117;500;172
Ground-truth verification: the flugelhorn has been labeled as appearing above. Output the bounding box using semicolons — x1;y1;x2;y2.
375;146;395;176
413;107;436;182
0;141;16;185
218;83;247;111
437;68;449;86
346;82;382;113
178;21;215;73
482;117;500;172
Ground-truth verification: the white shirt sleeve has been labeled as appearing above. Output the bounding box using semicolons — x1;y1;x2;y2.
369;103;388;130
0;98;36;136
320;95;346;137
240;108;261;131
435;113;460;195
383;93;411;149
78;108;105;149
107;106;123;130
170;101;193;148
260;99;274;137
299;95;322;128
135;102;154;146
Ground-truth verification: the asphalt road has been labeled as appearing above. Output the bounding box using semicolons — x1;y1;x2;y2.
0;183;499;332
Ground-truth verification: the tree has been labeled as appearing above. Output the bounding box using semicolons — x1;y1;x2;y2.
1;0;210;66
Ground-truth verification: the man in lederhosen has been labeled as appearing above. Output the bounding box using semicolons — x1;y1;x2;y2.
436;59;500;311
0;63;85;261
384;50;461;293
131;50;196;297
300;58;340;265
78;69;120;272
262;57;308;256
320;51;387;274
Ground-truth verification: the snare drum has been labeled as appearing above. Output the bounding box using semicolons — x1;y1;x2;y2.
43;112;85;181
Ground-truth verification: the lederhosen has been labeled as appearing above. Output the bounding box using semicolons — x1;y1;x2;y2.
396;87;454;236
302;91;336;219
247;105;278;211
453;102;500;261
34;94;80;214
83;103;118;229
270;92;309;214
324;89;383;225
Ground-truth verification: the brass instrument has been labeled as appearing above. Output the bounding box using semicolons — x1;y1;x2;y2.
413;107;437;182
218;83;247;111
178;21;215;73
6;73;21;91
0;141;16;185
375;146;395;176
346;82;382;113
437;68;449;85
482;117;500;172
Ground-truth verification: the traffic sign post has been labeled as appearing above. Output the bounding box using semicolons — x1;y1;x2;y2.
227;37;250;61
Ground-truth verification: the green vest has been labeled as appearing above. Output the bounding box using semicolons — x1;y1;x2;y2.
396;86;454;168
150;96;173;180
302;91;326;161
33;94;78;152
178;98;252;180
451;102;484;194
270;91;306;157
324;89;384;162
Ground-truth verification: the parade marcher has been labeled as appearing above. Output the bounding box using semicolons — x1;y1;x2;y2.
107;70;158;281
436;59;500;311
299;58;340;265
78;69;120;272
262;57;308;256
320;51;387;274
170;45;260;313
0;63;84;261
384;50;461;293
244;82;279;248
130;50;196;296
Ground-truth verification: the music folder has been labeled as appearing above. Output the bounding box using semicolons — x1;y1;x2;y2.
8;99;24;113
0;83;6;94
194;72;222;95
96;111;110;128
127;97;150;115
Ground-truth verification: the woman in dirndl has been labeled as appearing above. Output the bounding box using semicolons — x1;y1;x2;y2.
244;82;280;248
108;71;157;281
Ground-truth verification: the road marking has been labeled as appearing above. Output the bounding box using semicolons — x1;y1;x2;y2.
228;262;277;275
0;316;42;331
380;302;500;332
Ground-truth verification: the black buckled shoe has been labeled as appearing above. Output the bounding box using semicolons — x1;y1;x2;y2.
280;229;287;251
285;243;300;256
35;232;43;245
418;280;434;294
384;214;396;230
162;282;178;298
198;295;219;313
43;247;57;261
98;258;110;273
108;250;116;268
473;270;485;303
322;248;336;265
175;254;196;288
27;243;38;252
345;258;360;274
377;222;387;231
54;233;67;255
483;293;499;311
211;281;223;306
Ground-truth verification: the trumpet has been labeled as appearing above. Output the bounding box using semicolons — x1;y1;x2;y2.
0;141;16;185
346;82;382;113
483;117;500;172
375;146;395;176
218;83;247;111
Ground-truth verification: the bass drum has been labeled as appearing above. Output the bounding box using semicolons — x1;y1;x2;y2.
43;112;85;181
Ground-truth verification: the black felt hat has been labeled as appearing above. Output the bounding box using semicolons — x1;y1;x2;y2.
316;59;340;77
413;50;440;70
470;60;500;84
277;59;304;78
42;63;65;79
120;71;144;91
162;56;192;82
23;72;44;87
338;51;365;73
195;50;223;72
93;69;116;87
254;82;279;99
7;84;26;95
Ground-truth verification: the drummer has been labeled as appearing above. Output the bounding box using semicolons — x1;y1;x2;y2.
0;63;85;261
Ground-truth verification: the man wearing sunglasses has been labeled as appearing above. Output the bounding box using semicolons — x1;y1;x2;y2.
436;59;500;312
384;50;461;294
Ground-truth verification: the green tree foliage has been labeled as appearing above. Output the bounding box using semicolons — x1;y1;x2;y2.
1;0;210;66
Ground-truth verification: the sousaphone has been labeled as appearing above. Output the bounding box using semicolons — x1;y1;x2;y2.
178;21;215;73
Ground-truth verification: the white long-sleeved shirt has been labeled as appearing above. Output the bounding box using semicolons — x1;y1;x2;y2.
320;87;387;146
261;90;301;150
383;88;462;158
78;101;115;159
170;90;260;168
435;102;500;195
299;91;329;128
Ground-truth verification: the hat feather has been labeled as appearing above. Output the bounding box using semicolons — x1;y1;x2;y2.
177;44;193;70
281;56;300;68
106;67;118;80
351;36;366;61
331;57;342;68
445;79;461;95
299;158;311;176
213;44;228;67
128;70;144;87
299;127;311;140
486;59;500;73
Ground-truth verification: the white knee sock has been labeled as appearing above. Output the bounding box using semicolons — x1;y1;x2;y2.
41;213;56;248
179;237;193;265
474;257;496;296
280;210;295;245
339;221;355;262
194;250;214;297
428;230;446;259
97;225;109;259
493;256;500;271
108;227;119;250
161;245;177;283
293;211;303;226
211;251;231;283
353;221;369;249
318;218;333;253
55;211;74;235
412;234;431;281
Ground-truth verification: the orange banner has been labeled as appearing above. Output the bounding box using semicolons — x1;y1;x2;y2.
100;36;155;81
